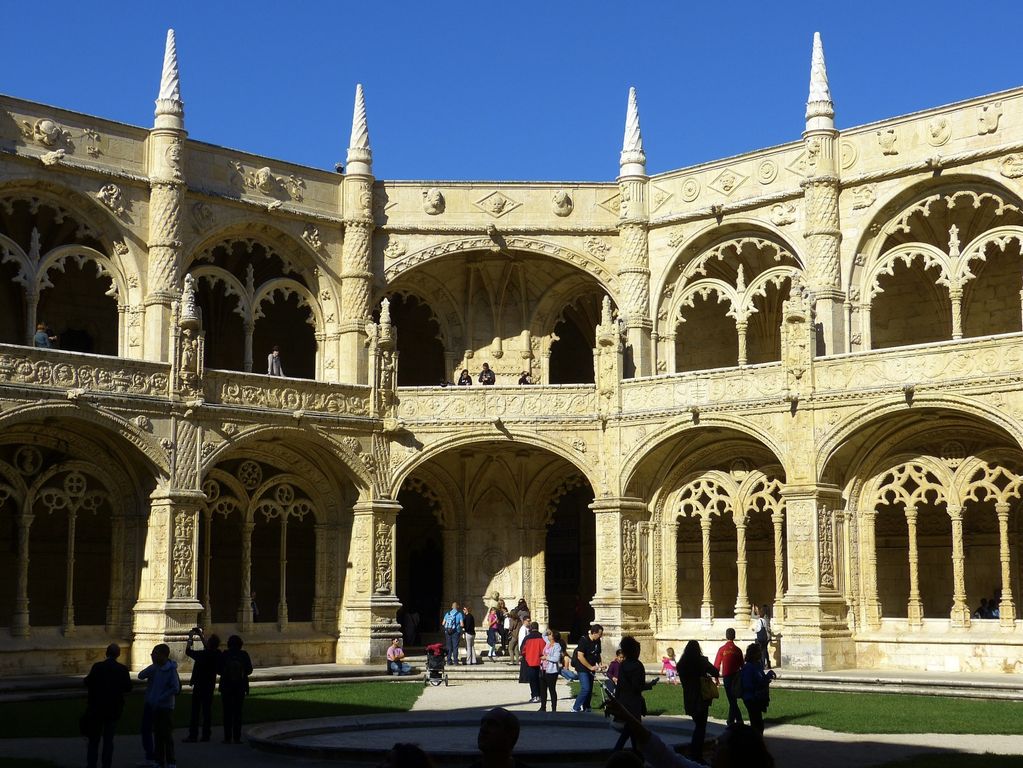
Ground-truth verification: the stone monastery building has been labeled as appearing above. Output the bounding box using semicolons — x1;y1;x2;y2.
2;29;1023;676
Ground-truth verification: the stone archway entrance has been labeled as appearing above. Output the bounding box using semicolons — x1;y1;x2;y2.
395;441;596;630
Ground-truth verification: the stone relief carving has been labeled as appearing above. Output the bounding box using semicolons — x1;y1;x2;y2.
769;202;797;226
850;185;876;210
756;160;778;185
840;141;857;170
926;117;952;146
40;150;65;166
0;351;170;396
240;165;305;201
818;505;835;589
999;155;1023;179
20;119;73;148
190;201;215;232
302;225;322;250
96;184;126;216
383;237;406;260
709;168;747;196
679;177;700;202
213;376;370;415
552;190;573;217
374;520;393;593
978;102;1002;135
584;236;611;261
597;192;621;215
422;188;445;215
474;191;521;218
876;129;898;156
171;508;195;598
622;517;638;592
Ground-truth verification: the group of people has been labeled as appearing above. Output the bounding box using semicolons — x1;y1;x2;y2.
81;630;254;768
974;594;1002;619
447;363;533;386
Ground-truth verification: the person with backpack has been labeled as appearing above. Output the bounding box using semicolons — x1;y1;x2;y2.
442;601;464;665
740;642;777;734
753;605;772;669
139;644;181;768
218;635;253;744
714;627;745;727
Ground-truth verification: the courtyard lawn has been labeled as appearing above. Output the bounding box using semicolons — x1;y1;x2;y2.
574;684;1023;735
878;755;1023;768
0;681;421;740
644;686;1023;734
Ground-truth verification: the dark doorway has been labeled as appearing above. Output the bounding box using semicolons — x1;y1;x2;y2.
396;486;444;639
545;484;595;642
389;294;446;386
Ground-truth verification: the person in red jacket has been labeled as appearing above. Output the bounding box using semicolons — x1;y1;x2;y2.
520;622;546;704
714;627;745;726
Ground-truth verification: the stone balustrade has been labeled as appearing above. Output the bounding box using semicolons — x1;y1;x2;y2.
395;383;599;423
0;343;170;397
205;369;372;416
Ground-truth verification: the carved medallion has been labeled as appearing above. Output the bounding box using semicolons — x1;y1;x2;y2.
756;160;778;185
926;117;952;147
709;167;748;196
552;190;574;217
474;191;521;218
679;177;700;202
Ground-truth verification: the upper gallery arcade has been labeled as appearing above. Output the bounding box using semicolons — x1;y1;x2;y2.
2;29;1023;677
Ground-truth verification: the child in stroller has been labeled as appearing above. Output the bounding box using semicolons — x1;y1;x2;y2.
424;642;448;686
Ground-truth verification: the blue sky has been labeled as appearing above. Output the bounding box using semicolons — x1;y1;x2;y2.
1;1;1018;181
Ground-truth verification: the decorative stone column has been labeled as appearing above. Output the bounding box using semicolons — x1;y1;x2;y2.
780;485;855;669
277;514;290;632
771;509;786;624
336;498;402;663
905;505;924;627
699;515;714;622
660;518;681;626
948;506;971;627
616;87;653;378
530;527;549;627
734;515;751;620
996;503;1017;626
131;488;204;669
106;513;128;635
861;509;882;629
802;33;845;355
338;85;374;386
131;412;204;670
238;520;254;631
12;509;33;637
145;30;186;363
590;497;652;655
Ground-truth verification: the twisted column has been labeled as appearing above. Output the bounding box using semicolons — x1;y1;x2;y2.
949;506;970;626
996;503;1016;626
905;505;923;626
700;515;713;622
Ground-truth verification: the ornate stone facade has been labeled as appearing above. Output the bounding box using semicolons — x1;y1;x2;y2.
1;31;1023;675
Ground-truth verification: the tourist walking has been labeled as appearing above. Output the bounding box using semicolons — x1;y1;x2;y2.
740;643;777;734
678;639;718;764
611;636;657;752
572;623;603;712
442;601;464;664
463;604;478;665
485;606;500;658
521;621;545;703
83;643;132;768
539;629;563;712
219;634;253;744
139;644;181;768
714;628;745;727
183;628;221;742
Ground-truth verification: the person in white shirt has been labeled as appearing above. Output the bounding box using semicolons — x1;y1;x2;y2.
267;346;284;376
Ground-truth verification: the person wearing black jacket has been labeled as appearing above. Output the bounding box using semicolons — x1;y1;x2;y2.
218;635;254;744
183;629;221;742
83;643;132;768
678;639;720;764
610;636;657;752
462;604;478;665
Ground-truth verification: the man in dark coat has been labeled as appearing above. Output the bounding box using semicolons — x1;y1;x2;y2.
218;634;254;744
183;628;221;742
83;643;132;768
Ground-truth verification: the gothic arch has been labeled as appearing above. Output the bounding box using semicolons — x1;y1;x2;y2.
383;236;619;296
389;430;600;500
622;415;790;497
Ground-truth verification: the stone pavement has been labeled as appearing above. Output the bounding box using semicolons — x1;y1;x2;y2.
2;679;1021;767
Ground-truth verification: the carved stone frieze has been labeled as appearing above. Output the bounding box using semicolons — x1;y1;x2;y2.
474;191;521;218
396;386;597;422
210;373;370;415
96;184;126;216
422;188;445;215
552;190;573;217
0;347;170;396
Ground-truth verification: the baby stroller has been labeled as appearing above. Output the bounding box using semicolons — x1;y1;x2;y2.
424;642;448;687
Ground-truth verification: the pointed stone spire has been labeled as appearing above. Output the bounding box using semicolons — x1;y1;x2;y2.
346;83;373;175
805;32;835;132
619;87;646;176
154;29;184;130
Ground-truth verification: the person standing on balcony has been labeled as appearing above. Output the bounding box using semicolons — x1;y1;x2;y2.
478;363;496;385
457;368;473;385
267;346;284;376
33;323;57;348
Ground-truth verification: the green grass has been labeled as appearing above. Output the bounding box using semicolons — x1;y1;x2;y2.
0;682;421;739
571;683;1023;735
641;686;1023;735
877;755;1023;768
